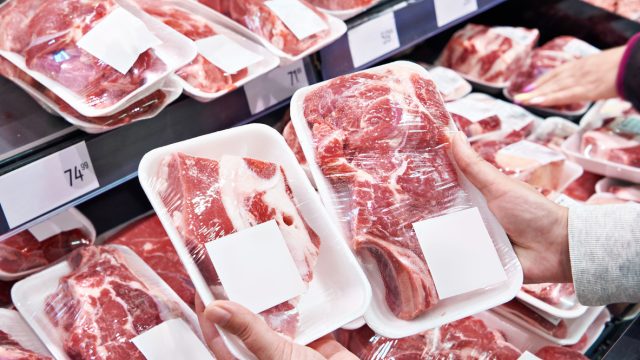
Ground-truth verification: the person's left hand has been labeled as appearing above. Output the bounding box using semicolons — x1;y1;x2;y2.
196;297;357;360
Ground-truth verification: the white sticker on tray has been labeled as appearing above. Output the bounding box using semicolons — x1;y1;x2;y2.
492;27;536;45
413;207;507;299
132;319;214;360
206;220;306;314
28;210;82;242
244;60;309;114
430;67;466;96
265;0;328;40
563;39;600;58
518;352;542;360
348;12;400;68
447;99;497;122
196;35;264;75
77;7;162;74
498;141;565;166
433;0;478;27
0;142;99;229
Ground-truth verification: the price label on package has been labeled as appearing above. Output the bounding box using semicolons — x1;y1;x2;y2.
348;12;400;68
433;0;478;27
0;142;99;228
244;60;309;115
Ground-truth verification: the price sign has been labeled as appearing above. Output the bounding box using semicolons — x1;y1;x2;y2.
0;142;99;228
348;12;400;68
433;0;478;27
244;60;309;115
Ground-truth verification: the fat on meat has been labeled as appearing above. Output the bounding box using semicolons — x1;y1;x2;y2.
0;331;51;360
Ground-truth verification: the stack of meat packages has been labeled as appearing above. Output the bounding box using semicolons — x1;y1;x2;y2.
583;0;640;20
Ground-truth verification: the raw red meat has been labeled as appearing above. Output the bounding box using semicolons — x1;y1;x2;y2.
0;0;166;109
0;281;14;308
106;215;196;309
140;3;248;93
45;246;186;360
471;130;526;166
609;183;640;202
303;65;476;319
451;112;501;137
522;283;577;307
499;300;568;338
535;346;589;360
440;24;539;85
283;120;309;168
159;153;321;337
306;0;374;10
0;228;91;274
446;96;502;137
0;330;51;360
581;128;640;167
198;0;331;55
563;172;602;201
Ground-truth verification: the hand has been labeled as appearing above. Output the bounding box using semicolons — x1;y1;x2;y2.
196;297;357;360
514;46;625;107
451;133;572;284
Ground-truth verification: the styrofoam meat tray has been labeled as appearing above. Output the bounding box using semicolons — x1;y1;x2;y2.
0;308;52;357
316;0;383;20
503;89;591;120
516;289;588;319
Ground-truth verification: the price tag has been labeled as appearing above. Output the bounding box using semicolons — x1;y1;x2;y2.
244;60;308;115
265;0;328;40
196;35;263;75
434;0;478;27
132;319;214;360
348;12;400;68
0;142;99;228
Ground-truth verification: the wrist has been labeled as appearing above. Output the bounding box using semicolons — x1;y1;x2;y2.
553;204;572;283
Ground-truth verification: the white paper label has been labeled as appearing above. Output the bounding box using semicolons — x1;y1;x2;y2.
132;319;214;360
518;352;542;360
498;141;565;166
0;142;99;229
563;39;600;58
413;207;507;299
434;0;478;27
430;67;466;96
28;210;82;242
244;60;308;115
553;194;582;208
493;27;535;46
494;99;537;130
206;220;306;314
196;35;264;75
265;0;328;40
348;12;400;68
77;7;162;74
446;99;497;122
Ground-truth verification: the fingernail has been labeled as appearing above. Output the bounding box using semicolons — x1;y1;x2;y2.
528;96;545;105
523;84;535;92
206;305;231;325
513;93;531;102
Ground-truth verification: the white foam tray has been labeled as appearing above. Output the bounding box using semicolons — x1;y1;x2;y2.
11;245;202;360
315;0;382;20
138;124;372;360
516;289;588;319
0;208;96;281
290;61;522;339
0;308;52;357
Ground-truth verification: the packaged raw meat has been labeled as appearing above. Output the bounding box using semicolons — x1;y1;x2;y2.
583;0;640;20
138;124;371;358
0;0;197;118
135;0;279;102
439;24;539;87
0;209;94;281
283;119;313;182
563;172;603;202
498;300;569;339
0;309;52;359
306;0;381;20
521;284;577;308
586;192;632;204
106;214;196;309
528;117;580;152
536;346;589;359
595;177;640;202
427;66;473;102
539;36;600;58
447;96;502;137
290;61;521;337
198;0;346;60
12;245;208;360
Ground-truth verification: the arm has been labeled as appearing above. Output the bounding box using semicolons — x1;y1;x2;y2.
617;33;640;110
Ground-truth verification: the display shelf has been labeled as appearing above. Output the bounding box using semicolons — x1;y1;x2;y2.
319;0;509;79
0;58;317;240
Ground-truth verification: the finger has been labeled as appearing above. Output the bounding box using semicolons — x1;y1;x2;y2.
309;335;358;360
526;88;586;107
205;301;289;359
514;75;573;104
197;306;236;360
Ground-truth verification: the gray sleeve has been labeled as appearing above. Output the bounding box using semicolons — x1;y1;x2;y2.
568;204;640;306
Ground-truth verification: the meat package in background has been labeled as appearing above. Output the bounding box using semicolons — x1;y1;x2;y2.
586;193;631;204
536;346;589;360
446;96;502;137
563;172;603;201
158;153;321;337
439;24;539;86
607;182;640;202
581;110;640;167
106;214;196;309
306;0;375;10
198;0;334;56
0;309;52;360
528;117;579;152
283;120;310;171
583;0;640;20
426;66;472;102
522;283;578;308
497;300;568;339
41;246;199;360
0;331;51;360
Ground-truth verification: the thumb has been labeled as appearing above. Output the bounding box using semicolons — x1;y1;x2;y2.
204;301;290;359
450;132;511;201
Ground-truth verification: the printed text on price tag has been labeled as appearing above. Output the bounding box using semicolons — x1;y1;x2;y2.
0;142;99;228
348;12;400;68
244;60;309;114
433;0;478;27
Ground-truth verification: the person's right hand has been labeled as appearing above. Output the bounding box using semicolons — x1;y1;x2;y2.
451;133;572;284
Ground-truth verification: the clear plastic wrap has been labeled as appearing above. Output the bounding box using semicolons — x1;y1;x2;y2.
518;283;589;319
426;66;473;102
447;96;503;138
528;116;579;151
581;107;640;167
12;245;205;360
535;346;589;360
0;209;94;281
439;24;539;87
0;309;52;359
498;300;569;339
306;0;374;10
105;214;196;310
595;177;640;202
290;61;521;337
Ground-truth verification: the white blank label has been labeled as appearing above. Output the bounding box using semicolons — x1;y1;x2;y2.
434;0;478;27
77;7;162;74
0;142;99;229
348;12;400;68
518;351;542;360
498;141;565;165
132;319;214;360
265;0;328;40
28;210;83;242
244;60;308;114
414;207;507;299
196;35;263;75
206;220;306;314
